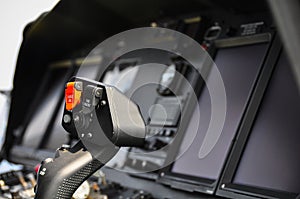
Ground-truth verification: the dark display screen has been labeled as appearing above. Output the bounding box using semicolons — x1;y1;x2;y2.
22;67;70;149
171;43;269;180
22;65;99;150
233;53;300;193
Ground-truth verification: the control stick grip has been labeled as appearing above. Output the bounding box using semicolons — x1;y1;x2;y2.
34;142;104;199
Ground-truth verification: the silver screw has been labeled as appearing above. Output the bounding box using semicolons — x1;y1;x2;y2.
87;133;93;138
39;171;45;176
63;114;71;123
221;184;226;189
160;172;165;177
74;82;82;91
95;88;103;98
100;100;106;106
81;133;85;138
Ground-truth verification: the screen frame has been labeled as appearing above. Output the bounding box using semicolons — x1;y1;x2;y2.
157;32;275;195
216;35;300;199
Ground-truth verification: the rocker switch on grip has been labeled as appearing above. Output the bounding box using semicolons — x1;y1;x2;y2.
65;82;82;111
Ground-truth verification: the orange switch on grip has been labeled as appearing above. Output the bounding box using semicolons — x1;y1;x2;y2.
65;82;82;111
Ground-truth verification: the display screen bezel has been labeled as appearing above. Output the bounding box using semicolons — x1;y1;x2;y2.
158;32;274;194
216;36;300;199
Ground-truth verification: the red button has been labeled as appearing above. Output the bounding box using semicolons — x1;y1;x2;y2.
34;164;41;173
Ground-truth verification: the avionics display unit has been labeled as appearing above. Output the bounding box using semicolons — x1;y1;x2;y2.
8;57;102;166
158;23;276;194
217;48;300;198
99;48;204;180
